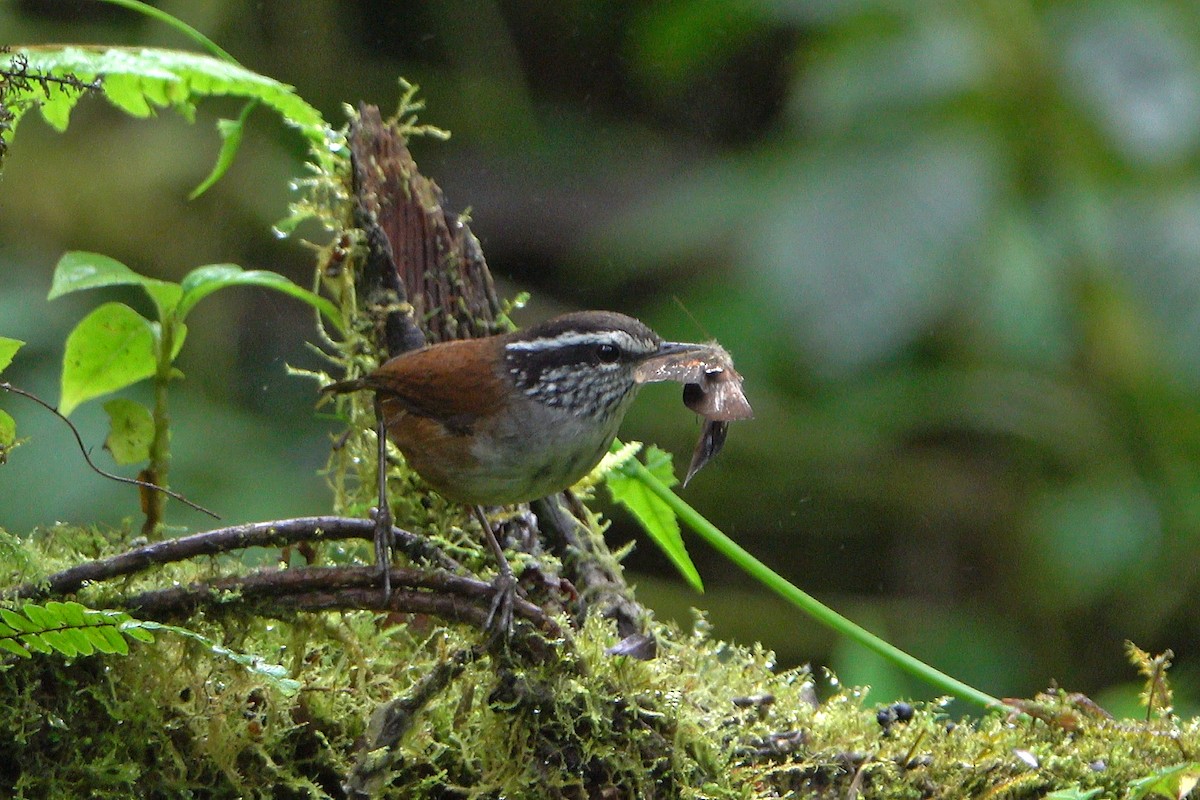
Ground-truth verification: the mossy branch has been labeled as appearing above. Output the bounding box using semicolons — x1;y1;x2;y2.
15;516;455;599
13;517;566;663
120;564;563;644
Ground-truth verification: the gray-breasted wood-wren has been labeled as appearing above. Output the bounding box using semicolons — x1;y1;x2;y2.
326;310;702;631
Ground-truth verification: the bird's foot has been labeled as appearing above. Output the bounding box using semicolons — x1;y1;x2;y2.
370;504;393;602
484;572;518;642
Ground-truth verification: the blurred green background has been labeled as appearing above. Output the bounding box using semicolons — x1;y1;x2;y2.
4;0;1200;713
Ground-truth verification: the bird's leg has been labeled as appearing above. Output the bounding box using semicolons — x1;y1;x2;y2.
471;505;517;638
373;394;393;601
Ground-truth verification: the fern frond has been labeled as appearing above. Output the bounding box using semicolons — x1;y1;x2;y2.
4;46;333;166
0;601;300;696
133;620;301;696
0;601;135;659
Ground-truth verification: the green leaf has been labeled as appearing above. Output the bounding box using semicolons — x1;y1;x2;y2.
170;321;189;362
1129;762;1200;799
49;601;85;627
48;251;182;321
87;608;133;627
48;252;139;298
59;302;158;417
0;638;31;658
0;603;142;661
607;444;703;591
7;47;331;168
21;634;52;655
0;608;35;633
0;410;15;463
40;630;78;657
102;398;155;465
92;625;129;656
0;337;24;374
21;602;54;629
118;621;156;643
65;627;96;657
189;101;256;199
177;264;342;331
614;454;1004;709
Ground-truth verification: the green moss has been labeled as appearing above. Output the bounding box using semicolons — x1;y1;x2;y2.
4;522;1200;797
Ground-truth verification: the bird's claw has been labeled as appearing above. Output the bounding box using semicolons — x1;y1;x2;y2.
371;505;393;602
484;572;518;642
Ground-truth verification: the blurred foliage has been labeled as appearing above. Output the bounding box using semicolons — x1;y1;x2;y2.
4;0;1200;710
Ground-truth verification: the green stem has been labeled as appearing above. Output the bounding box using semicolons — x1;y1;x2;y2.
95;0;242;65
622;457;1006;711
143;320;175;539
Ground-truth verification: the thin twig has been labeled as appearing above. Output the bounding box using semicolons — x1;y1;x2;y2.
14;515;458;598
0;382;219;519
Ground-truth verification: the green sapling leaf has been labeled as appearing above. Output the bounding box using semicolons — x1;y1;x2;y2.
0;337;24;373
0;338;25;462
103;397;155;464
177;263;342;330
1128;762;1200;800
0;410;15;460
49;251;182;321
102;70;168;118
60;302;158;416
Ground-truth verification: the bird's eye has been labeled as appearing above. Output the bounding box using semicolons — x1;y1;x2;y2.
595;343;621;363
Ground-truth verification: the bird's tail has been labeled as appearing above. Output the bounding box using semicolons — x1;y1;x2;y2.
321;377;370;395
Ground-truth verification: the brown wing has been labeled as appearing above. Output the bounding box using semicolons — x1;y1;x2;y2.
363;337;507;434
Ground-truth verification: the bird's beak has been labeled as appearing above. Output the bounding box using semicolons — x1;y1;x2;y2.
654;341;706;358
633;341;707;384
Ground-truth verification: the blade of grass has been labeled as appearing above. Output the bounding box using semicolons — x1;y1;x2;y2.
96;0;241;64
619;456;1006;711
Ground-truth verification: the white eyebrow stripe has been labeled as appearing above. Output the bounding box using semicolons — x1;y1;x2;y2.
505;330;650;353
